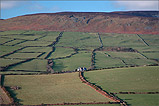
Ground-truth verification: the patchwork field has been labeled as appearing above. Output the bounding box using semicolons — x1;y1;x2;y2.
0;30;158;74
84;66;159;106
0;30;159;105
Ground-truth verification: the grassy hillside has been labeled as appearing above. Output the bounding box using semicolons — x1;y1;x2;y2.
0;30;158;74
4;73;111;105
84;66;159;106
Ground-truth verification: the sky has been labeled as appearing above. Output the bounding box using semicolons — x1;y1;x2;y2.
1;0;159;19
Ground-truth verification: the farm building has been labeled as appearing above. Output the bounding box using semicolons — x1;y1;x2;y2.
77;67;87;72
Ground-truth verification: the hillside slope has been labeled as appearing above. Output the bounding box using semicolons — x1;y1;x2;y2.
0;11;159;34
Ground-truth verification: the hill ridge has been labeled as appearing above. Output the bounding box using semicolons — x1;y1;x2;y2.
0;11;159;34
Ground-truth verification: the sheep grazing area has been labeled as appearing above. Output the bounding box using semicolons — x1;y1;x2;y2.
84;66;159;106
3;73;111;105
0;30;159;105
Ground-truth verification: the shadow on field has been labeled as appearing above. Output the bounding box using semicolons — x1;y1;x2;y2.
53;60;67;72
5;86;23;104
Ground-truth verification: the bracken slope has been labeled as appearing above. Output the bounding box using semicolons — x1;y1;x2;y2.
0;11;159;34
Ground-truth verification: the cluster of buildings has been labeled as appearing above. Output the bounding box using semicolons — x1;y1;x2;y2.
76;67;87;72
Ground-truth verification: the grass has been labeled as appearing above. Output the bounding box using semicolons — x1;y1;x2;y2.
0;30;26;35
53;51;91;72
85;66;159;92
85;66;159;106
0;52;9;57
122;58;157;66
38;32;60;41
0;71;39;74
1;34;42;40
19;47;51;52
105;51;157;66
0;37;13;44
140;34;159;46
133;46;159;53
7;53;42;59
95;51;125;69
4;73;111;105
56;32;101;48
22;30;48;35
117;94;159;106
0;30;159;74
3;40;26;46
48;47;75;59
0;58;23;67
9;59;47;71
0;45;20;52
106;51;145;59
142;53;159;59
100;33;145;47
18;40;51;46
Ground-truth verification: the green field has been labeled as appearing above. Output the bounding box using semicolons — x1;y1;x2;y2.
48;47;75;59
0;30;159;105
84;66;159;106
53;51;92;72
0;30;26;35
19;47;51;52
0;30;158;74
9;59;47;71
117;94;159;106
140;34;159;46
1;34;41;41
100;33;145;47
4;73;111;105
0;38;13;44
56;32;101;48
95;51;125;69
18;41;51;46
0;58;23;67
7;53;41;59
0;45;20;53
3;40;25;46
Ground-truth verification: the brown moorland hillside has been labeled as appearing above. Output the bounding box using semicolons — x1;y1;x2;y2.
0;11;159;34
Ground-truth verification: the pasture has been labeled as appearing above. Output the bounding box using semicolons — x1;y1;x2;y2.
53;51;92;72
0;30;158;74
0;30;159;105
84;66;159;105
4;73;111;105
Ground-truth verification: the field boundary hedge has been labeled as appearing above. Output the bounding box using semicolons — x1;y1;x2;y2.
36;102;120;106
0;87;14;105
0;58;35;71
0;75;14;105
79;72;128;106
137;34;149;46
53;47;79;60
115;92;159;94
0;39;15;45
45;31;63;59
0;46;27;58
46;59;54;73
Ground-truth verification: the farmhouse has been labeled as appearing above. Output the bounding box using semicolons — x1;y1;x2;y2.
77;67;87;72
